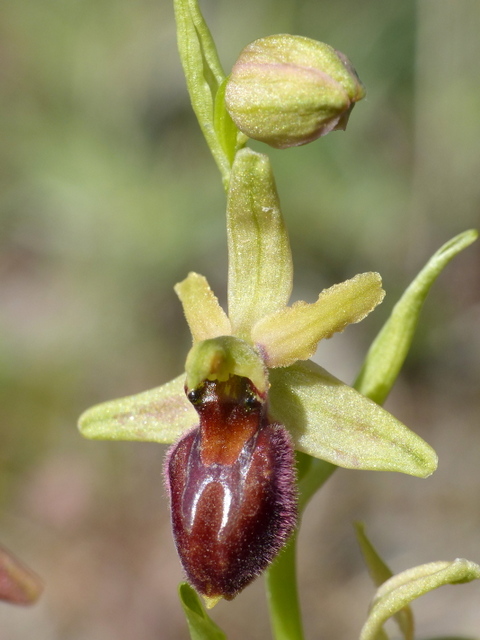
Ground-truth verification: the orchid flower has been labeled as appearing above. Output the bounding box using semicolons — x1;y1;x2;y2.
78;148;436;603
79;148;436;479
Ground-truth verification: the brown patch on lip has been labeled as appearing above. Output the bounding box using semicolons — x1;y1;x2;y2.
198;378;263;465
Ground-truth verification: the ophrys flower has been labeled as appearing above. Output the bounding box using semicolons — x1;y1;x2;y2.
79;148;437;604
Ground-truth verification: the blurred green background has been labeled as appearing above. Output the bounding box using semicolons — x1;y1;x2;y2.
1;0;479;638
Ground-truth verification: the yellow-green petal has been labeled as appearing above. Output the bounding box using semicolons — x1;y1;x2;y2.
268;361;437;477
78;373;197;443
227;149;293;340
360;558;480;640
253;272;385;368
175;272;231;343
185;336;268;395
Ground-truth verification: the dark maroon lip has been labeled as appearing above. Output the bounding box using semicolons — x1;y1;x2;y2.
165;375;297;600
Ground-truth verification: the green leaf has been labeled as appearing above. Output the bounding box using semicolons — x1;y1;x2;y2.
78;373;197;443
355;522;394;585
227;149;293;340
355;229;478;404
360;559;480;640
179;583;227;640
173;0;231;186
269;360;437;478
355;523;414;640
253;272;385;368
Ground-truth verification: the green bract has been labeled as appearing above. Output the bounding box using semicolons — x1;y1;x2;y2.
225;35;366;148
173;0;246;189
173;0;230;186
355;229;478;405
179;583;227;640
79;148;437;479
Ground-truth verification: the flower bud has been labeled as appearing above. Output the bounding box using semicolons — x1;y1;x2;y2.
165;375;297;604
225;34;365;149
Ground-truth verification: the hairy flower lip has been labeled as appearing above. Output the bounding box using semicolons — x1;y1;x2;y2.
165;375;297;602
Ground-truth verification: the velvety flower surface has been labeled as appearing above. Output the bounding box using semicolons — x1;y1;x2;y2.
165;374;297;605
79;148;437;480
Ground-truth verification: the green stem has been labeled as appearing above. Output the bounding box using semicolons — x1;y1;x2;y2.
265;454;336;640
298;457;337;513
265;533;304;640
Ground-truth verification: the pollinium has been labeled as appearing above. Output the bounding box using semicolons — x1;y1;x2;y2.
165;375;297;602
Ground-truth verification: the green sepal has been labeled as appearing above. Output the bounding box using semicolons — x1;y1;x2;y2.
268;360;437;478
360;559;480;640
179;583;227;640
173;0;230;186
78;373;196;443
185;336;268;395
355;230;478;404
355;523;414;640
227;149;293;340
